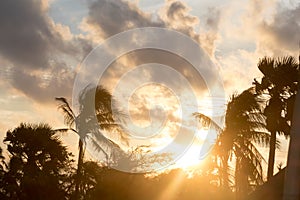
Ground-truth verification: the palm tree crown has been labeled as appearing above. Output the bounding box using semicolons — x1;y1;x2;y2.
195;88;269;198
2;123;73;199
254;56;299;179
56;85;124;199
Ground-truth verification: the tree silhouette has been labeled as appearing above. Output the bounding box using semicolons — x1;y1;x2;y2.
0;147;6;198
194;88;269;198
1;123;74;199
70;160;234;200
56;85;126;199
253;56;299;180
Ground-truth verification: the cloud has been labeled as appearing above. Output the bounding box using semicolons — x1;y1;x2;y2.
0;0;71;69
212;0;299;96
0;0;92;103
85;0;164;39
76;1;225;137
258;3;300;55
162;1;221;56
82;0;222;96
221;0;299;57
83;0;220;56
164;0;198;26
1;0;297;109
0;0;221;106
199;7;221;56
205;7;221;31
10;64;74;103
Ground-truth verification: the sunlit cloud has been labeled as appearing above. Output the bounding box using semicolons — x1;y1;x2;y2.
0;0;297;170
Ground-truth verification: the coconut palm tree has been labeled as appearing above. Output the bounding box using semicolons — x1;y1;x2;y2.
56;85;126;199
194;88;269;199
0;147;6;199
253;56;299;180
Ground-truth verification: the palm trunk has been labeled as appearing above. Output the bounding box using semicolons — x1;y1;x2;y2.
283;80;300;200
235;157;241;200
74;139;84;200
267;131;276;180
219;154;230;189
235;155;246;200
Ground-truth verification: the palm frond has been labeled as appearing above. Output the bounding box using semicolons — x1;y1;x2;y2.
86;136;109;161
249;131;270;147
234;140;265;185
55;97;76;127
193;112;223;132
55;128;78;134
258;57;275;77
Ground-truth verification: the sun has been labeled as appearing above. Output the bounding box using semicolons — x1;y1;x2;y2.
175;130;211;169
176;148;203;169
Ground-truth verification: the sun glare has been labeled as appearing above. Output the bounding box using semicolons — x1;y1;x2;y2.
175;130;210;169
175;146;203;169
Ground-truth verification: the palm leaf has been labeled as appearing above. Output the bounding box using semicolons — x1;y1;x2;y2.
193;112;223;132
55;97;76;127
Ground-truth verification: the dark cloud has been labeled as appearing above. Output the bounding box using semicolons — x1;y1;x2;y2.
198;7;221;56
0;0;72;69
85;0;221;58
205;7;220;31
11;64;74;103
0;0;92;103
0;0;48;69
0;0;222;104
166;1;198;25
260;4;300;52
166;1;186;18
84;0;222;103
97;49;209;103
86;0;164;38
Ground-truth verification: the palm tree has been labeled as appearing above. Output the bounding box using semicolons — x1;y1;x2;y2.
56;85;125;199
2;123;73;199
195;88;269;199
0;147;6;199
253;56;299;180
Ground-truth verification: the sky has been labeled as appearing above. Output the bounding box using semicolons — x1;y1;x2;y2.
0;0;299;171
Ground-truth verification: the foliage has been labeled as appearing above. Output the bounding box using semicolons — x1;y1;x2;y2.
56;85;127;199
1;123;74;199
76;161;234;200
56;85;172;198
253;56;299;179
254;56;299;135
194;88;270;197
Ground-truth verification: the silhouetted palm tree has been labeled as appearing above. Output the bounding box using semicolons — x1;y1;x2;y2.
0;147;6;198
195;88;269;198
1;123;73;199
56;85;126;199
253;56;299;180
